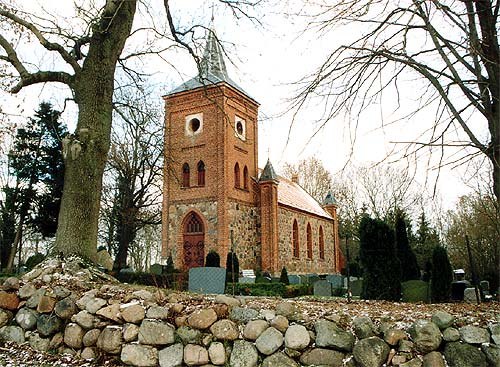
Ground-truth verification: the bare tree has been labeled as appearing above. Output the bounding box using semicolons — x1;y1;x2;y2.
106;88;163;270
0;0;259;259
291;1;499;207
281;157;333;202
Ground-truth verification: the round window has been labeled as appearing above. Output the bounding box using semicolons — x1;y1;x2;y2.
236;121;244;135
189;118;200;133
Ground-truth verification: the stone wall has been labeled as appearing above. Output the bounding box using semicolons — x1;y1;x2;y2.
227;201;261;270
277;206;337;274
1;260;497;367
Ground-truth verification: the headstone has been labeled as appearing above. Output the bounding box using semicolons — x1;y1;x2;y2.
479;281;490;293
326;275;344;289
188;267;226;294
313;280;332;297
451;282;467;301
463;287;480;303
344;276;359;288
307;274;320;285
288;275;301;284
150;264;163;275
350;279;363;297
239;277;255;284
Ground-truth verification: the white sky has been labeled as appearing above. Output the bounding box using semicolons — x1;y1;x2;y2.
1;0;487;212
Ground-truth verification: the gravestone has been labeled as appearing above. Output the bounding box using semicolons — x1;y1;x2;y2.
314;280;332;297
344;276;359;288
301;274;319;285
288;275;301;284
239;277;255;284
188;267;226;294
479;280;490;293
451;282;467;301
350;279;363;297
150;264;162;275
326;274;344;289
463;287;480;303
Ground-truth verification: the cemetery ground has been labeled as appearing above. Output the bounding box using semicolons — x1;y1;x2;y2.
0;258;498;367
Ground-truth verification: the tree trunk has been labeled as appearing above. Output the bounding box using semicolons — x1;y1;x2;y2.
54;0;137;260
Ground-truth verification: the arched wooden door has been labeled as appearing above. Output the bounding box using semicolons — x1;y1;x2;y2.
183;212;205;269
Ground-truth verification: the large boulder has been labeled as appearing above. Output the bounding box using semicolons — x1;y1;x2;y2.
255;327;283;355
15;308;38;330
423;351;445;367
262;352;299;367
0;291;19;310
0;309;13;328
315;319;355;352
229;340;259;367
208;341;226;365
443;341;487;367
176;326;201;344
299;348;344;366
64;323;85;349
481;343;500;367
138;319;175;345
187;309;218;329
97;326;122;354
158;343;183;367
37;314;63;337
28;332;50;352
54;297;78;319
121;302;145;324
243;320;269;340
285;324;310;350
353;316;376;339
431;311;455;330
210;319;239;341
408;320;442;353
353;337;390;367
490;323;500;345
459;325;490;344
121;344;158;367
183;344;209;366
0;325;25;343
230;307;260;323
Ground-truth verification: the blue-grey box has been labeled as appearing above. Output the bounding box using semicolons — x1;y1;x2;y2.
188;267;226;294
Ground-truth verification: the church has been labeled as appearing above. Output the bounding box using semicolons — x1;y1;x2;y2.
161;30;342;276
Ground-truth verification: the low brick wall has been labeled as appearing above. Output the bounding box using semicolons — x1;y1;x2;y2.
0;262;498;367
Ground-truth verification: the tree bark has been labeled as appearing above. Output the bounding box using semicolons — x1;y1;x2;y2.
54;0;137;259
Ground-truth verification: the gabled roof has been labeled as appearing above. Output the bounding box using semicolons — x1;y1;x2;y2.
258;169;333;220
167;29;254;101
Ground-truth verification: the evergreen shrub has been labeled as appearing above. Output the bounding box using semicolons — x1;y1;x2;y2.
430;246;453;303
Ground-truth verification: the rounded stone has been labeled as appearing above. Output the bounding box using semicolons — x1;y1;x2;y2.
444;341;487;367
230;307;260;323
384;328;407;346
230;340;258;367
409;320;442;353
81;347;97;360
159;343;183;367
18;283;37;299
121;303;145;324
121;344;158;367
423;351;445;367
0;325;25;344
353;337;390;367
55;297;78;319
300;348;344;367
210;319;239;340
64;323;85;349
443;327;460;342
243;319;269;340
176;326;201;344
146;305;170;319
285;324;310;350
122;323;139;342
255;326;284;355
262;352;299;367
97;326;123;354
208;341;226;365
0;309;13;328
270;315;289;333
315;319;355;352
431;311;455;330
275;302;299;319
28;332;50;352
138;319;175;345
459;325;490;344
37;314;63;337
188;308;218;329
15;307;38;330
183;344;209;366
2;277;20;291
0;291;20;310
83;328;101;347
353;316;376;339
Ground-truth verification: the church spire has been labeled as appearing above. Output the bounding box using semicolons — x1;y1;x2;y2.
199;29;229;81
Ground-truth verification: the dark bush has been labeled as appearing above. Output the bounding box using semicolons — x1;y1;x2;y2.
225;252;239;283
284;284;313;298
116;270;187;291
395;212;420;281
227;283;313;298
280;267;289;285
359;216;401;301
431;246;453;303
341;262;362;277
205;250;220;267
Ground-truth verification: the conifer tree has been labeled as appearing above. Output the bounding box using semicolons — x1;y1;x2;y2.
431;246;453;303
395;211;420;281
359;216;401;301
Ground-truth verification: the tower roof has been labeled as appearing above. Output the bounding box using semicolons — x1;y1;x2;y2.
259;159;279;183
167;29;254;101
323;191;338;206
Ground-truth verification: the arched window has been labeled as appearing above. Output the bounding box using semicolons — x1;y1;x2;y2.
292;220;299;258
185;212;203;233
319;226;325;260
234;163;240;188
243;166;249;190
307;223;313;259
182;163;190;188
197;160;205;186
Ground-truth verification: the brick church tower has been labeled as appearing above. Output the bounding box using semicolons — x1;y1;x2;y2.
162;30;260;270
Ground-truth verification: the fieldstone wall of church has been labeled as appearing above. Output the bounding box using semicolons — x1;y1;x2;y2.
228;201;261;270
276;206;337;274
166;201;218;269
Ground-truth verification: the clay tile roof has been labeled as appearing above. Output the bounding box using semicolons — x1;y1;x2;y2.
258;169;333;220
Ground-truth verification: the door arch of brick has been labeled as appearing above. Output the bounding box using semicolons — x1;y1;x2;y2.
182;211;205;270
